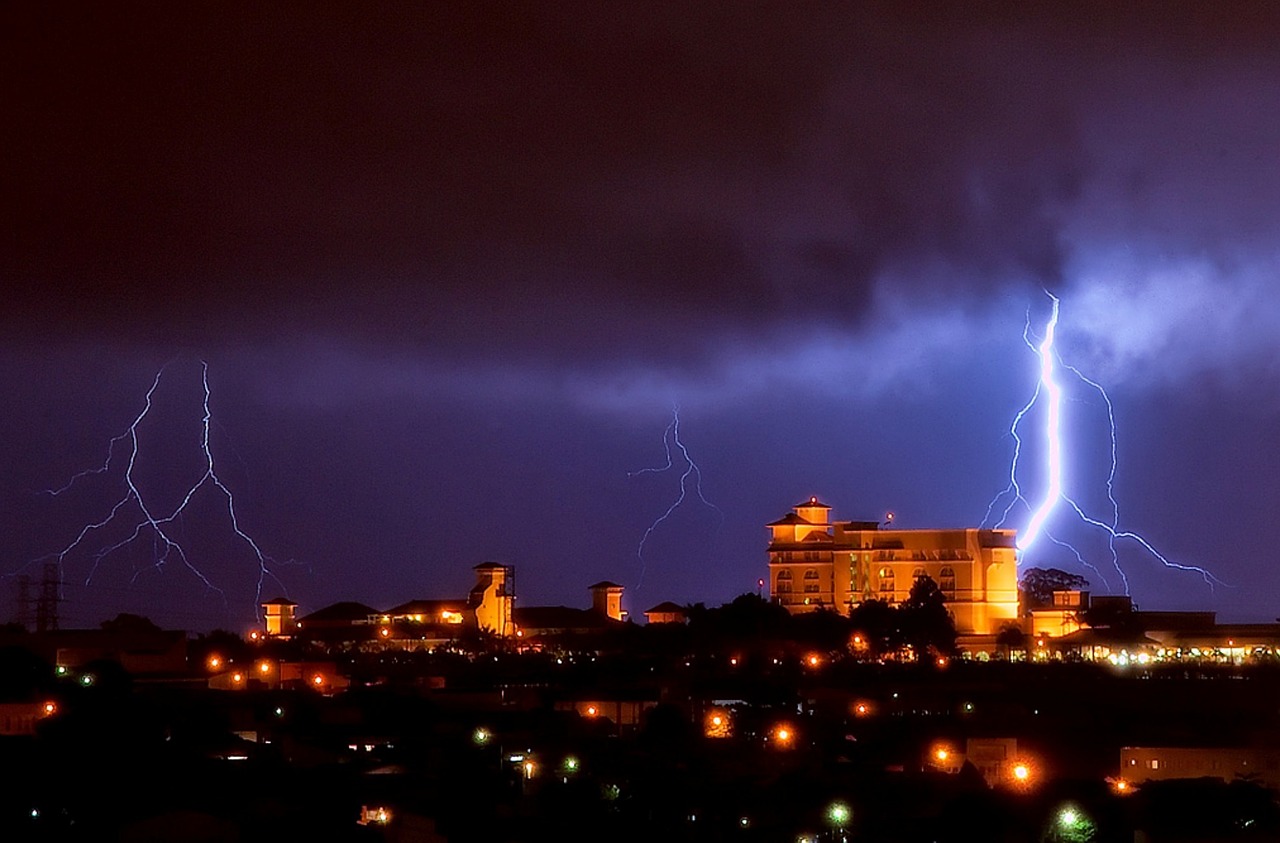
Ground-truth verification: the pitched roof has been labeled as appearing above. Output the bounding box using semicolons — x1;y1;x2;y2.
644;601;685;614
767;513;812;527
514;606;612;631
299;601;378;623
587;580;623;590
262;597;297;606
801;531;833;542
385;599;467;615
795;497;831;508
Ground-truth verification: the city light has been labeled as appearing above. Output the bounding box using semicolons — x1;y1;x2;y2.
473;727;491;746
771;723;795;748
42;701;56;716
1008;759;1038;790
207;655;222;670
704;708;732;738
312;674;325;687
584;704;599;717
827;800;851;827
805;652;822;668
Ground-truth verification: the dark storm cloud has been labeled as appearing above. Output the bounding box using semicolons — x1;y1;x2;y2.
12;3;1279;366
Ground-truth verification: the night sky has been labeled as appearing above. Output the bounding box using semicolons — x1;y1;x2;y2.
5;3;1280;631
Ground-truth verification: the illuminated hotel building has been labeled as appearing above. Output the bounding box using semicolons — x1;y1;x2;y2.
767;498;1019;635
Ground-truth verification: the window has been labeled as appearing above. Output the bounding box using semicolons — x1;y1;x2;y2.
777;569;792;580
939;567;956;600
878;568;895;594
912;566;926;581
776;581;792;593
1149;759;1160;770
804;569;819;580
804;584;820;593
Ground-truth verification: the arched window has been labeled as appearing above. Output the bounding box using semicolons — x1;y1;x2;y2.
777;569;792;579
803;569;819;580
939;566;956;600
912;567;927;582
878;567;895;594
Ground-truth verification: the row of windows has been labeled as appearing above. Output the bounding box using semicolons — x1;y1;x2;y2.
775;583;823;594
776;551;827;562
775;569;821;580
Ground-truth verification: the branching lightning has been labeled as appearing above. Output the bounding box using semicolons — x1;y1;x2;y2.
629;406;722;589
983;291;1225;592
31;362;284;615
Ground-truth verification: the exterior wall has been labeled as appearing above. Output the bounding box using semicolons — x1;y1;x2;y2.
591;587;625;621
472;567;514;636
767;502;1019;635
263;603;298;637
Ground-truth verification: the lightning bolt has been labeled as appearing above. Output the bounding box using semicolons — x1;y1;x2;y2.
629;406;722;589
30;361;284;617
983;291;1225;591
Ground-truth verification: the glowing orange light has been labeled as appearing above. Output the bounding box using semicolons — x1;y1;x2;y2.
854;702;870;717
42;701;56;716
935;748;949;762
232;672;244;684
257;660;272;675
312;674;325;686
935;656;949;668
1011;761;1033;785
585;704;599;717
515;629;524;637
806;653;821;667
247;630;261;642
207;655;222;670
729;656;739;666
704;708;732;738
771;724;794;748
379;627;390;638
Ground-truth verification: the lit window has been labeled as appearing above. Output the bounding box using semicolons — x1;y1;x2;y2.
804;569;819;579
939;567;956;600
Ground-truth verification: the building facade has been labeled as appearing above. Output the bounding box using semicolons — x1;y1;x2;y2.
767;498;1019;635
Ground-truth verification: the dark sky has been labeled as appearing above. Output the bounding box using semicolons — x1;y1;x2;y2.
4;3;1280;630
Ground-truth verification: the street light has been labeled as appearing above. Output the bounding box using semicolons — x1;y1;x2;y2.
827;800;851;829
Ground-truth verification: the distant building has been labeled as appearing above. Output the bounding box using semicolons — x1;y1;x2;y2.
1121;746;1280;790
766;497;1019;635
470;563;514;636
588;581;626;621
644;601;687;625
261;597;298;638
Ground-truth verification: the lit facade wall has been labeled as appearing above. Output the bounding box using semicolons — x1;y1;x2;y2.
767;499;1019;635
471;564;514;636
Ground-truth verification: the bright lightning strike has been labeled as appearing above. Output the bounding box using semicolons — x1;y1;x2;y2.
32;362;284;615
629;407;722;589
984;291;1225;591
